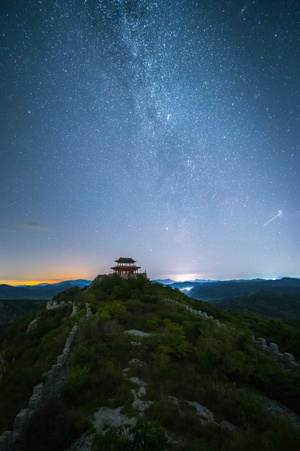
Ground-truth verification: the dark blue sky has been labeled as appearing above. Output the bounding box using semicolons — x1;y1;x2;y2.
1;0;299;283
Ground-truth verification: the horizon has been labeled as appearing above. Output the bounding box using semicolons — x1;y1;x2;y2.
2;273;299;287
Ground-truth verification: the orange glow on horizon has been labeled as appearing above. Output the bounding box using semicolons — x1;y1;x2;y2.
0;277;95;286
0;280;69;286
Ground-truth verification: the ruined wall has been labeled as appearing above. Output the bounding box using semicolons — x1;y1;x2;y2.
165;298;221;326
253;336;300;372
0;324;78;451
165;298;299;372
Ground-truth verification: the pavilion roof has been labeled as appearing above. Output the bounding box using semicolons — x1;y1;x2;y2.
114;257;136;264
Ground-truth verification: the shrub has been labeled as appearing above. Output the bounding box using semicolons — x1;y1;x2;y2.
72;344;97;367
100;301;127;318
92;426;131;450
131;420;168;450
64;365;90;395
92;421;167;451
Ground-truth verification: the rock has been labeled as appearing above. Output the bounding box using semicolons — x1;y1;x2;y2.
128;358;147;366
220;420;238;431
93;406;135;431
283;352;295;363
124;329;150;338
67;433;93;451
269;343;279;353
257;337;267;348
129;377;152;416
187;401;214;424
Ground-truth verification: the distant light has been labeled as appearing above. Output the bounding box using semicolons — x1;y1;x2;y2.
171;274;199;281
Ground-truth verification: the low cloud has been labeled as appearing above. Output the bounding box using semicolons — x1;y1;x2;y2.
17;221;51;231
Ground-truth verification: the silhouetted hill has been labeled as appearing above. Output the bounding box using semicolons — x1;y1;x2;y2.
152;278;175;285
0;283;72;300
24;279;92;288
0;279;91;300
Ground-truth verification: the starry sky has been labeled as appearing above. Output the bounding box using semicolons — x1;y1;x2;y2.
1;0;299;284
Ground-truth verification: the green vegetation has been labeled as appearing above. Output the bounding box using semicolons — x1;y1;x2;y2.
189;279;300;328
93;420;168;450
212;289;300;329
185;295;300;360
0;274;300;449
0;298;46;331
0;304;74;432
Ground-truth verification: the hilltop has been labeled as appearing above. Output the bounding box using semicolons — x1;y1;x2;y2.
0;275;300;450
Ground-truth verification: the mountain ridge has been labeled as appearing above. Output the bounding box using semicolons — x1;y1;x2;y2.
1;275;300;449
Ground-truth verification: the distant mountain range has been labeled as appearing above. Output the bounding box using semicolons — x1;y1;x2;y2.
2;277;300;302
153;277;300;326
154;277;300;298
0;279;91;300
153;278;215;286
193;278;300;326
186;277;300;301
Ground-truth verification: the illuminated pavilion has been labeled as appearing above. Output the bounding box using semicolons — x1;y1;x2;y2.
110;257;141;276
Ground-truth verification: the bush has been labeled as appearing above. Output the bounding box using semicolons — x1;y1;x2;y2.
93;426;131;450
131;420;168;450
92;421;167;451
72;344;97;367
64;365;90;396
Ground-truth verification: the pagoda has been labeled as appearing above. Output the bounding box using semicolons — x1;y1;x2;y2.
111;257;141;276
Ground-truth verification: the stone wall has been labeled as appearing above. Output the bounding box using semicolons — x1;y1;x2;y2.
165;298;221;326
0;324;78;451
253;336;300;372
46;300;72;310
165;298;299;372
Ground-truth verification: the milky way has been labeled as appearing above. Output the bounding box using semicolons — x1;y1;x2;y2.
1;0;299;282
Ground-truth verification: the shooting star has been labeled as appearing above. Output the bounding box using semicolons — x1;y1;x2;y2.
263;210;283;227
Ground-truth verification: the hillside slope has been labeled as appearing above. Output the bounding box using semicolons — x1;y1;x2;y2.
212;289;300;327
0;275;300;450
187;278;300;326
0;299;46;330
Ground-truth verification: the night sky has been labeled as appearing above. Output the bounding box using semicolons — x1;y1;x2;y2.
1;0;299;284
